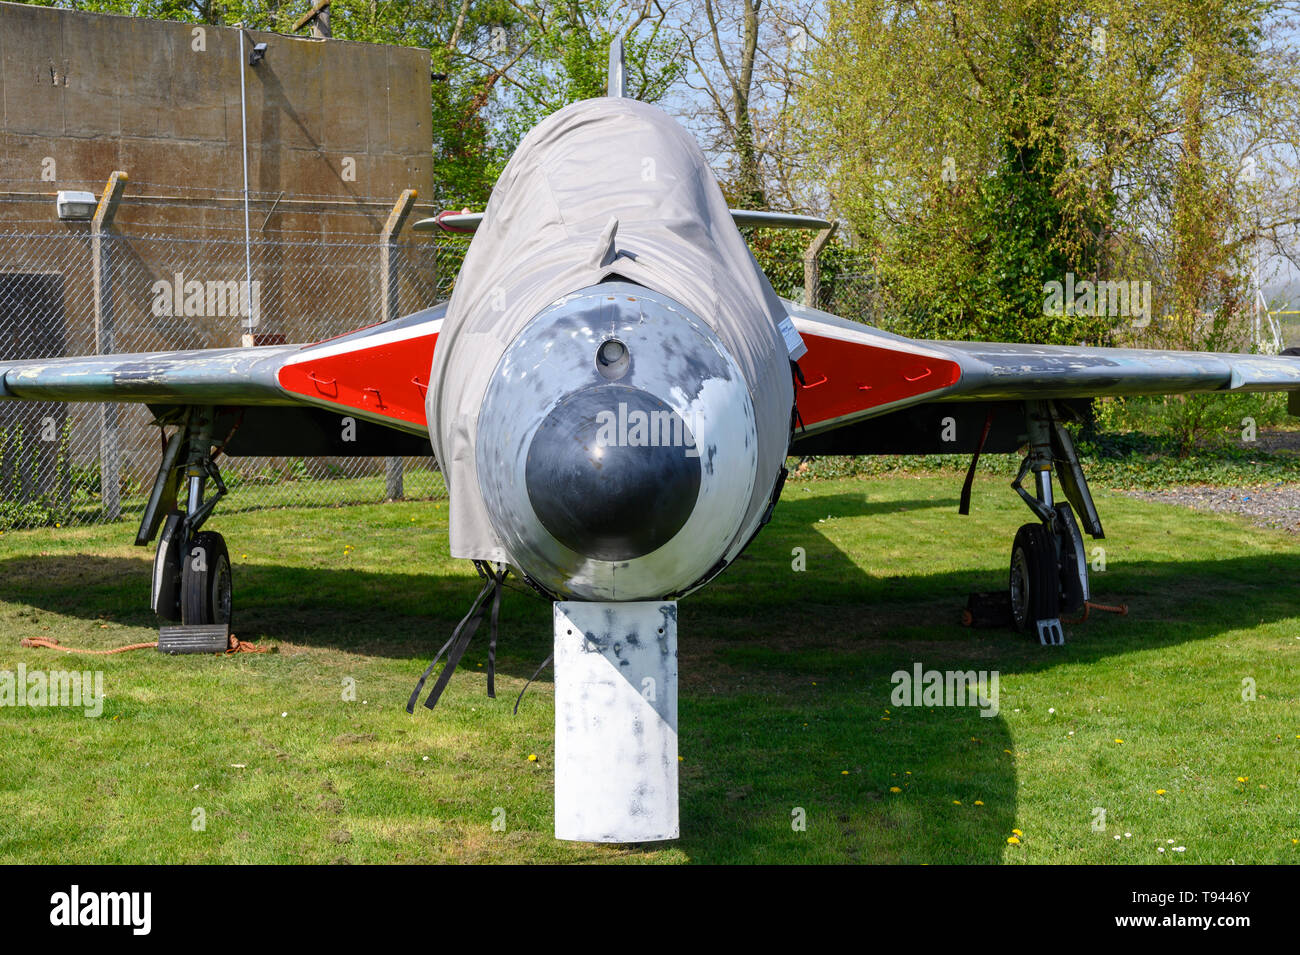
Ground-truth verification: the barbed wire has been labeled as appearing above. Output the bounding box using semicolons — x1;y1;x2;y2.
0;176;454;206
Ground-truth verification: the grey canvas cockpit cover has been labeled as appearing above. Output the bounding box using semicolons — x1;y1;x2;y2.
427;97;794;562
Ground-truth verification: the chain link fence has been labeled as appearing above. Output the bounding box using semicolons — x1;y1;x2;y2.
1;181;472;529
815;265;878;324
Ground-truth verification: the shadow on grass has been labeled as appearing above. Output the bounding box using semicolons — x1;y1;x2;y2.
3;489;1297;862
671;490;1300;862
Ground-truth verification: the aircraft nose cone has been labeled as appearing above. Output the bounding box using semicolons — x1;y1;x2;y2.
525;385;702;562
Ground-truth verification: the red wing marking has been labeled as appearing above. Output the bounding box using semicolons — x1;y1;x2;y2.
278;327;439;428
795;331;962;429
278;321;954;432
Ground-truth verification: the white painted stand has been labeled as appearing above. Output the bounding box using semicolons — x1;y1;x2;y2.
553;600;678;842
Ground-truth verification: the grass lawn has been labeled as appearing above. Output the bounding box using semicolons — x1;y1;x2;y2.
0;473;1297;864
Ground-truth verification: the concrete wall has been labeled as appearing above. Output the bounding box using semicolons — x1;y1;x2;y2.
0;1;433;225
0;0;440;352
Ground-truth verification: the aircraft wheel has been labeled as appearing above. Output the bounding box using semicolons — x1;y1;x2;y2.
181;531;232;626
152;512;184;622
1009;523;1059;634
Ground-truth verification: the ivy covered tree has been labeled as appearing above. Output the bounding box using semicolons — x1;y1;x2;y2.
800;0;1116;344
801;0;1300;447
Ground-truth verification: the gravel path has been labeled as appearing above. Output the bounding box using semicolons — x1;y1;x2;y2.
1120;483;1300;532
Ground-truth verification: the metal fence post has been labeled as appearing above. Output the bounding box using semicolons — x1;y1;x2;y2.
803;223;838;308
381;189;418;500
92;171;128;521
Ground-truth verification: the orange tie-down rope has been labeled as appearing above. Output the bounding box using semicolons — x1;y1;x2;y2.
19;634;267;654
1062;601;1129;625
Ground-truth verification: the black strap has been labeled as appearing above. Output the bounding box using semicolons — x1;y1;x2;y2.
485;565;508;698
790;359;807;434
512;653;554;715
959;409;996;516
406;561;507;714
406;569;493;714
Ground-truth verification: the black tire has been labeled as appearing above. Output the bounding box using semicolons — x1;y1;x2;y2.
152;512;184;622
181;531;232;626
1009;523;1059;634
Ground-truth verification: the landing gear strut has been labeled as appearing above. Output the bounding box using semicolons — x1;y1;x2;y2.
1008;401;1103;645
139;407;233;629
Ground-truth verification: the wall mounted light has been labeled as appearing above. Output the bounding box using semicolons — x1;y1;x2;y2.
55;190;97;221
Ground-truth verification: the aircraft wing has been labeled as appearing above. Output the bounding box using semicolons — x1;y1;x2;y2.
0;344;298;404
786;300;1300;438
6;293;1297;446
0;305;445;438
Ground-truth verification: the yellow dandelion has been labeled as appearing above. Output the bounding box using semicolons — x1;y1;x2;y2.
952;800;961;805
1007;836;1020;845
841;770;849;776
1237;776;1247;783
974;800;984;806
1012;828;1023;836
527;754;538;762
1156;789;1167;795
1114;738;1124;744
889;786;901;793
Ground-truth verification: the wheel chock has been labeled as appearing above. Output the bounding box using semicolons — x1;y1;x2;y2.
1034;618;1065;646
157;624;230;654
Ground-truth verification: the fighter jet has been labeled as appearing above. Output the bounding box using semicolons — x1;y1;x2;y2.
4;45;1300;842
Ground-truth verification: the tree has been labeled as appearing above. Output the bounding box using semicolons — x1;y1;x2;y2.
481;0;685;155
677;0;823;211
800;1;1113;343
1095;0;1300;447
800;2;1300;358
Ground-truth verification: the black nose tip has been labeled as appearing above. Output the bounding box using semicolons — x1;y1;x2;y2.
525;385;701;561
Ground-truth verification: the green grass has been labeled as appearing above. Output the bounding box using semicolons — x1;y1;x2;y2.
0;475;1297;863
796;429;1300;489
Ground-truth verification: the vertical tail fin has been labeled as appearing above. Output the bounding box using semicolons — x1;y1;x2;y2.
607;36;626;98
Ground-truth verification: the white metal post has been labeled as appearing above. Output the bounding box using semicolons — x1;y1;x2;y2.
553;600;679;842
238;27;255;345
